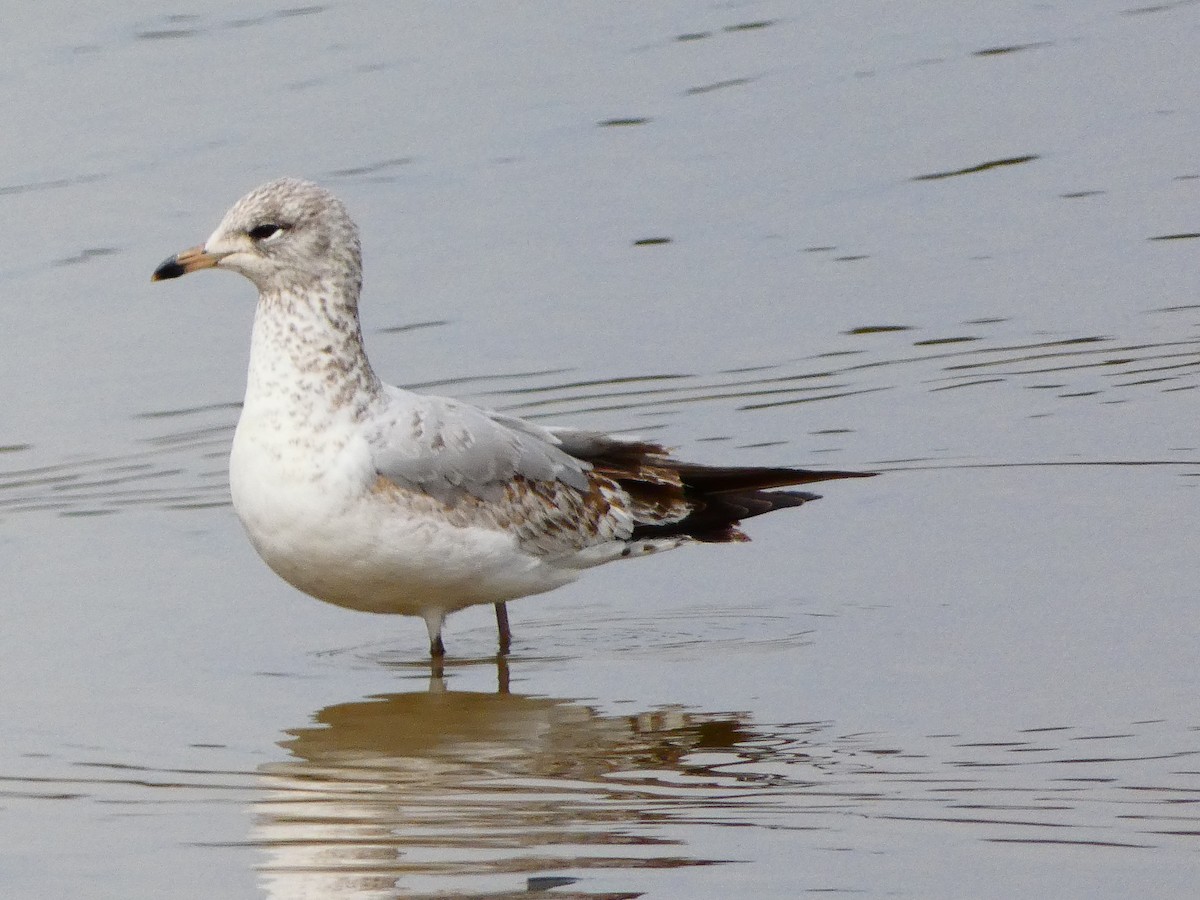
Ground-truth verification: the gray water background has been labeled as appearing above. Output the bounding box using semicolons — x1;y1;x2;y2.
1;2;1198;898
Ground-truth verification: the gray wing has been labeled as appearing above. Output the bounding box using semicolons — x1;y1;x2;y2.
369;389;593;504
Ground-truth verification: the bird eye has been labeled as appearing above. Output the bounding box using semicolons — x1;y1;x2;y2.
248;223;285;241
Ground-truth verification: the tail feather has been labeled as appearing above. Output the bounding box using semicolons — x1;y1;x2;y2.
633;484;824;543
552;429;874;544
670;463;874;494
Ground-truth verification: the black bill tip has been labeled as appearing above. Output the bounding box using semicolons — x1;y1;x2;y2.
151;256;186;282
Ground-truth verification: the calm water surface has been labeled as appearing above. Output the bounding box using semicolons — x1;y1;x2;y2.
1;2;1198;898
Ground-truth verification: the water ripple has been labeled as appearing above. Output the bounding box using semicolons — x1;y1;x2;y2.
3;317;1197;518
2;681;1195;898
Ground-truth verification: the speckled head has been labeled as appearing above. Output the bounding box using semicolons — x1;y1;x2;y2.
152;178;363;299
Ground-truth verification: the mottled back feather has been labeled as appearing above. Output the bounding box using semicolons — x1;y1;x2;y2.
547;428;875;544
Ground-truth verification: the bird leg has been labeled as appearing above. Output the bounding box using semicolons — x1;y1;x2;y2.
496;654;510;694
424;610;447;660
494;601;512;656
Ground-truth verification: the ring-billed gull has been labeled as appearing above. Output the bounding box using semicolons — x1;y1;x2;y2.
152;178;873;659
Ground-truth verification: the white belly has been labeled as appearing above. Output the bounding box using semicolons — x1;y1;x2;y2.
228;416;577;617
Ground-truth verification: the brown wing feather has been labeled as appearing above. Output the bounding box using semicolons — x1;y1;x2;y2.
565;436;874;544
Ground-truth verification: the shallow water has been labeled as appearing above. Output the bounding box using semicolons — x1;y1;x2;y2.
2;2;1199;898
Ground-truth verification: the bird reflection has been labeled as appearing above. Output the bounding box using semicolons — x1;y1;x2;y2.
253;670;759;899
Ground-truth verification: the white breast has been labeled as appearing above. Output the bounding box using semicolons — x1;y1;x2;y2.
229;406;579;617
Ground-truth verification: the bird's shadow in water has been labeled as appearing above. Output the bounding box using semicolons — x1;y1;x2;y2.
247;653;1200;899
251;656;769;898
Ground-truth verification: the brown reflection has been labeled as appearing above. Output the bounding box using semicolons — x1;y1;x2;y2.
2;682;1196;897
250;676;1200;900
253;675;757;899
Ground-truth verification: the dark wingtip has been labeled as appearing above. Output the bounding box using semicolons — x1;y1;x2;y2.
151;256;185;282
808;469;877;480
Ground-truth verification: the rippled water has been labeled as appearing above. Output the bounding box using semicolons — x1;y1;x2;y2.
4;668;1197;898
2;2;1198;898
4;316;1197;517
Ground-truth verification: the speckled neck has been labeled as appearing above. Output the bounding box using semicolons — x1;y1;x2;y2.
244;276;383;427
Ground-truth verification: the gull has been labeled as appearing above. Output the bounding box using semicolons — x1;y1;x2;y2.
152;178;873;659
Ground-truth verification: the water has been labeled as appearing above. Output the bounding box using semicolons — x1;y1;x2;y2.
1;2;1198;897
